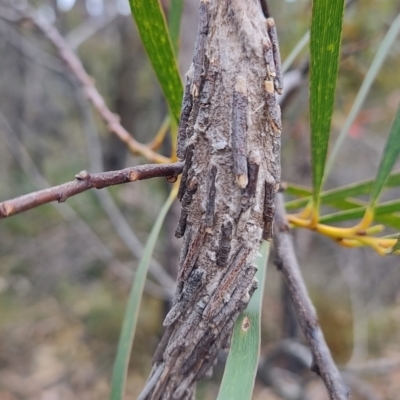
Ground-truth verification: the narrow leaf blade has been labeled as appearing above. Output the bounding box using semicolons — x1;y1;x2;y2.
376;215;400;231
129;0;183;122
309;0;345;204
319;199;400;225
390;235;400;254
110;188;177;400
284;171;400;211
369;102;400;206
217;242;270;400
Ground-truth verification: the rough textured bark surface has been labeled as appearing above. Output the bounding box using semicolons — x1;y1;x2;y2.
139;1;282;398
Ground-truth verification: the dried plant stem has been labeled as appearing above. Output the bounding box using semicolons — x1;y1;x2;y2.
274;193;349;400
0;163;183;219
19;10;169;164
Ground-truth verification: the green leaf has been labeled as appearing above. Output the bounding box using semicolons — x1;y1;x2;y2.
323;212;400;231
321;173;400;204
375;215;400;231
284;171;400;211
285;194;400;230
110;188;176;400
309;0;345;205
217;242;270;400
319;199;400;225
129;0;183;122
369;102;400;207
390;235;400;255
168;0;185;56
325;14;400;179
284;183;313;200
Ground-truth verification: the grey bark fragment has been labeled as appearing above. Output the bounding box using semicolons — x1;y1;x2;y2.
200;63;219;106
177;225;206;282
164;268;205;327
264;80;282;136
177;145;194;202
174;211;187;239
177;71;194;160
192;0;209;97
152;325;175;364
266;18;283;94
241;160;260;212
205;166;217;228
175;178;198;239
140;1;282;398
203;246;251;320
262;179;276;241
216;221;233;268
232;77;249;188
263;37;277;83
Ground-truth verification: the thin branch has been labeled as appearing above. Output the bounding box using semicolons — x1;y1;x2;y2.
273;193;349;400
8;7;169;164
0;19;64;74
0;112;172;299
0;162;183;219
342;373;383;400
65;10;119;50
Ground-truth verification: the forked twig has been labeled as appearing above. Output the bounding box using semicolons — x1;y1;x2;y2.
0;163;183;219
273;193;349;400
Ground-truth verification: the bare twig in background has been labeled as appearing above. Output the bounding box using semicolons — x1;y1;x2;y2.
274;193;349;400
3;6;169;164
0;19;64;74
65;9;119;50
0;9;176;293
0;112;171;299
342;374;383;400
0;162;183;219
257;339;397;400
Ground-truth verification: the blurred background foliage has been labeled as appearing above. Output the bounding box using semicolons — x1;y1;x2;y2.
0;0;400;399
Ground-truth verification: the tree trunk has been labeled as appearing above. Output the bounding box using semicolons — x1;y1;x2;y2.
139;1;282;398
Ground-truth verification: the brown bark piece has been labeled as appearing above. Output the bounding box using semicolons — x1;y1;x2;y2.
140;1;282;398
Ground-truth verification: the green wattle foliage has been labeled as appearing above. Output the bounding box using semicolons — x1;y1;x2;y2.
369;103;400;208
217;242;270;400
309;0;345;205
285;172;400;211
128;0;183;123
